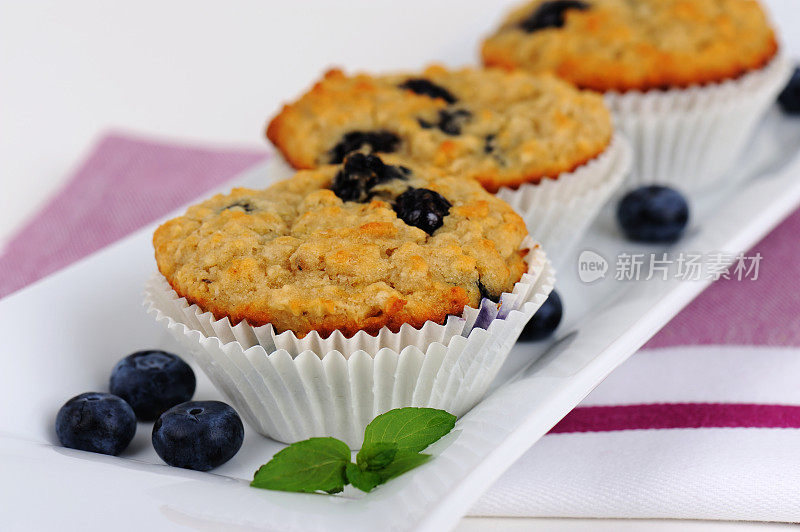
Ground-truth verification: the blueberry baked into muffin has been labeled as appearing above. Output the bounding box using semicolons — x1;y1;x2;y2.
482;0;779;92
267;66;612;192
153;154;529;338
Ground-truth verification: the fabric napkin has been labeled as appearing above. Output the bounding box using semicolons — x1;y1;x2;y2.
2;133;799;522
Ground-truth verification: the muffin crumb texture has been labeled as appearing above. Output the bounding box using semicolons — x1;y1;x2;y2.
267;65;612;191
482;0;779;92
153;156;529;338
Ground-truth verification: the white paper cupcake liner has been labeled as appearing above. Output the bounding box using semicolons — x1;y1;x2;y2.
605;51;792;192
496;134;632;267
144;245;554;447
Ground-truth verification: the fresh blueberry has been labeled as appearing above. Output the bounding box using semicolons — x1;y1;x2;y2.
110;350;196;421
393;187;452;235
331;153;408;202
617;186;690;244
519;291;563;341
520;0;590;32
152;401;244;471
420;109;472;136
329;130;401;164
55;392;136;456
778;67;800;115
399;78;457;104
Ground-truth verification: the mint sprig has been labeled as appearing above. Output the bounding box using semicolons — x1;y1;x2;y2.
251;407;456;494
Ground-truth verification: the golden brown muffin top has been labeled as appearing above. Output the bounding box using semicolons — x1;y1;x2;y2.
482;0;779;92
153;154;529;338
267;65;612;191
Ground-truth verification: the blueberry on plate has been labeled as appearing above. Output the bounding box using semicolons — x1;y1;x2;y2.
617;185;689;244
152;401;244;471
393;187;452;235
519;290;563;342
778;66;800;115
55;392;136;456
519;0;590;33
110;350;196;421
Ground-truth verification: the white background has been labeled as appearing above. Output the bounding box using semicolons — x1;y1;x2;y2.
1;1;798;530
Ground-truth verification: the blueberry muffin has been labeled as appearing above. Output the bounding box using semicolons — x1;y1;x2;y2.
153;154;529;338
482;0;779;92
267;66;612;192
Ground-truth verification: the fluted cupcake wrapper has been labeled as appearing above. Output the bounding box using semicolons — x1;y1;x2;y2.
144;246;554;447
605;50;792;192
496;134;632;267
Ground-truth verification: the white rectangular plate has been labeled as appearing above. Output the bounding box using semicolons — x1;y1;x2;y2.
2;109;799;532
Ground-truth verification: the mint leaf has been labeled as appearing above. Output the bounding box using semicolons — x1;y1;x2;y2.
377;451;432;482
356;442;398;471
249;409;456;496
251;437;350;493
345;462;382;492
363;407;456;453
